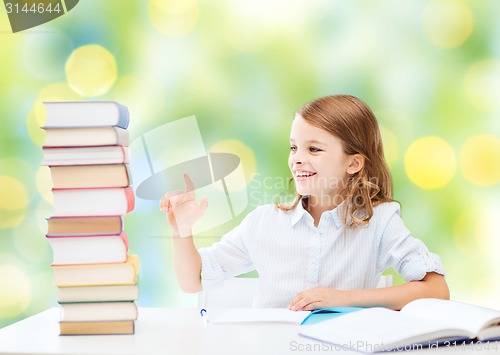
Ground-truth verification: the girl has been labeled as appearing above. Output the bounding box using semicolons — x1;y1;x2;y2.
160;95;449;311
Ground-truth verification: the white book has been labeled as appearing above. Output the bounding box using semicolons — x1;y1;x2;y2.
43;101;129;128
42;145;129;166
213;309;311;325
299;298;500;353
46;231;128;266
52;187;134;217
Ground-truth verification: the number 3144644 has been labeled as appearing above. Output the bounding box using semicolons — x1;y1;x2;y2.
5;2;62;14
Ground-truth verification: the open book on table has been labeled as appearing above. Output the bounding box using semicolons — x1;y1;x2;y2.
212;307;362;325
299;298;500;352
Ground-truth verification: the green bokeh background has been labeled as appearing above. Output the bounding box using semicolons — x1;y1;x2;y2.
1;0;499;329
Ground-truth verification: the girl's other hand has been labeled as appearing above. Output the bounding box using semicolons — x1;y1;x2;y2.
288;288;349;311
160;174;208;238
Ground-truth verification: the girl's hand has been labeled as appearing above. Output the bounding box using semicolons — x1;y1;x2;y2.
288;288;350;311
160;174;208;238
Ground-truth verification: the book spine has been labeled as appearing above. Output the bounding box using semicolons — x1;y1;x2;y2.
114;127;130;147
116;103;130;129
124;187;135;213
128;255;140;283
119;230;129;251
121;146;130;164
124;164;132;186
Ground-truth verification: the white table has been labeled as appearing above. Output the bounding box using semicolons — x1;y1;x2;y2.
1;308;499;355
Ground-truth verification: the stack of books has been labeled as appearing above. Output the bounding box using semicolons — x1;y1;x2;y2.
41;101;139;335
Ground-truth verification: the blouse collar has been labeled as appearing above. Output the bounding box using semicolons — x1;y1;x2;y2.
289;197;344;229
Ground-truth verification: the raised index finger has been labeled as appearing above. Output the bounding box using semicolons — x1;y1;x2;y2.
184;173;195;192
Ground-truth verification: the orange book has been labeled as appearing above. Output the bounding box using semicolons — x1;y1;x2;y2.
59;320;135;335
49;164;130;189
52;255;140;287
46;216;123;236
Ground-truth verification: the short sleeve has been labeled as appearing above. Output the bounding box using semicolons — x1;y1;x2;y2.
376;206;446;282
199;213;255;290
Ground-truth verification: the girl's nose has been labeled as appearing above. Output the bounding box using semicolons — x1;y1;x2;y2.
290;152;304;166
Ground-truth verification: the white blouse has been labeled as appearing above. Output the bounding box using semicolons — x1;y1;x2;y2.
199;201;446;308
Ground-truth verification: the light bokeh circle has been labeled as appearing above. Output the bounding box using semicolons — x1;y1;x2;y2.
27;82;81;146
422;0;473;48
0;263;31;317
148;0;199;37
209;139;257;185
0;175;29;229
459;134;500;186
474;206;500;258
0;210;27;230
13;207;51;263
404;136;456;189
65;44;117;97
36;166;54;204
464;59;500;111
0;175;29;211
31;82;83;129
455;204;500;260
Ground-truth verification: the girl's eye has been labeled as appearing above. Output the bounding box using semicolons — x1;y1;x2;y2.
310;147;321;152
290;146;297;152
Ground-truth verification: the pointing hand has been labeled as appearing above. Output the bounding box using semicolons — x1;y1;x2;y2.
160;174;208;238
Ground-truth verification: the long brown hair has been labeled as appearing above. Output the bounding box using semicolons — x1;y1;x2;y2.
277;95;393;228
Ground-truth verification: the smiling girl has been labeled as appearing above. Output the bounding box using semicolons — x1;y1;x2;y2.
160;94;449;311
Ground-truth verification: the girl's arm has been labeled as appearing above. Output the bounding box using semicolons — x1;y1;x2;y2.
160;174;207;293
289;272;449;311
171;232;202;293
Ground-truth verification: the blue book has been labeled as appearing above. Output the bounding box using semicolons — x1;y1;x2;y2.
42;101;129;129
301;307;364;325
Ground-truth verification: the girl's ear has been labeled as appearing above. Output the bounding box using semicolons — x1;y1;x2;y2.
346;154;365;175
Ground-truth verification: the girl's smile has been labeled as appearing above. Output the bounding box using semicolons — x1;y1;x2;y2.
293;170;317;181
288;114;352;203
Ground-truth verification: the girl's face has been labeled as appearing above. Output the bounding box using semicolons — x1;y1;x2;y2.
288;114;352;201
